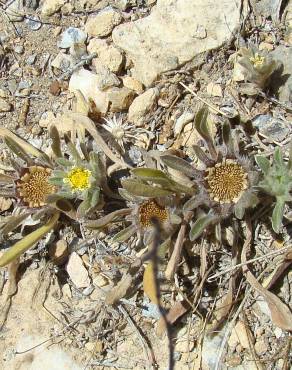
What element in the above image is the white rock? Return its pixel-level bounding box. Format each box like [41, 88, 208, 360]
[128, 88, 158, 125]
[41, 0, 67, 16]
[66, 252, 90, 288]
[69, 68, 109, 113]
[0, 98, 12, 112]
[57, 27, 87, 48]
[85, 8, 122, 37]
[254, 339, 268, 355]
[122, 76, 144, 93]
[107, 86, 135, 112]
[0, 88, 7, 98]
[174, 111, 195, 136]
[113, 0, 241, 86]
[5, 0, 24, 21]
[206, 82, 223, 97]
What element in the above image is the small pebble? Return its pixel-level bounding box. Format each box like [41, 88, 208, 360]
[49, 80, 61, 96]
[14, 45, 24, 54]
[25, 15, 42, 31]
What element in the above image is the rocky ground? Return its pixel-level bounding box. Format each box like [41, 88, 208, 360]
[0, 0, 292, 369]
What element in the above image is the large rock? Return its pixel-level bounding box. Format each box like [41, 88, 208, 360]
[113, 0, 241, 86]
[69, 68, 109, 113]
[271, 46, 292, 103]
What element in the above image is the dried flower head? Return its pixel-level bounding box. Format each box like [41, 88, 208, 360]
[102, 114, 153, 151]
[15, 166, 56, 208]
[139, 199, 168, 227]
[206, 159, 248, 203]
[63, 167, 92, 192]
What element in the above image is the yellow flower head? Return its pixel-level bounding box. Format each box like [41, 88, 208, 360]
[250, 53, 265, 68]
[139, 199, 168, 228]
[206, 159, 248, 204]
[64, 167, 91, 192]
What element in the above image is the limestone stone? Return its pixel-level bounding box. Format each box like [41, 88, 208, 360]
[0, 98, 12, 112]
[113, 0, 241, 86]
[107, 86, 135, 112]
[128, 88, 158, 125]
[85, 8, 122, 37]
[41, 0, 67, 16]
[66, 252, 90, 288]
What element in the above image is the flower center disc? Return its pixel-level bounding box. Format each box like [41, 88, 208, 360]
[16, 166, 56, 208]
[206, 160, 247, 203]
[139, 199, 168, 227]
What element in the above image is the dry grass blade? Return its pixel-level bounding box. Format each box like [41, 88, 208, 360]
[241, 218, 292, 331]
[105, 272, 133, 305]
[0, 128, 50, 163]
[0, 212, 60, 267]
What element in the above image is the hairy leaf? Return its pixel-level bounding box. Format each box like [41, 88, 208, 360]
[255, 155, 271, 175]
[189, 213, 217, 241]
[272, 197, 285, 233]
[122, 179, 173, 197]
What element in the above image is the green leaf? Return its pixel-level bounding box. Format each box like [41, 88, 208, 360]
[195, 107, 217, 159]
[64, 134, 83, 163]
[222, 122, 234, 154]
[189, 213, 217, 241]
[272, 197, 285, 234]
[274, 147, 284, 168]
[160, 155, 199, 177]
[77, 196, 92, 218]
[49, 126, 62, 158]
[132, 168, 171, 182]
[287, 143, 292, 171]
[0, 212, 60, 267]
[192, 145, 213, 166]
[55, 157, 74, 167]
[112, 224, 136, 243]
[121, 179, 173, 197]
[90, 188, 100, 208]
[255, 155, 271, 175]
[48, 177, 64, 186]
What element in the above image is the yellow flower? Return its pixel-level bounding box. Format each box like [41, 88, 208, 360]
[250, 53, 265, 67]
[16, 166, 56, 208]
[138, 199, 168, 228]
[63, 167, 91, 192]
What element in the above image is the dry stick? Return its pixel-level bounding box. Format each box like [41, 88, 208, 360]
[179, 82, 228, 117]
[207, 244, 292, 282]
[149, 220, 174, 370]
[165, 211, 193, 280]
[117, 305, 157, 370]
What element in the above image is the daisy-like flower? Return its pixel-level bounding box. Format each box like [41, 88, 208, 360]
[160, 107, 259, 240]
[102, 114, 153, 151]
[113, 195, 182, 246]
[15, 166, 56, 208]
[237, 46, 279, 88]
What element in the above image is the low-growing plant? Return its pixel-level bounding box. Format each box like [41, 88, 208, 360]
[160, 107, 259, 240]
[255, 146, 292, 233]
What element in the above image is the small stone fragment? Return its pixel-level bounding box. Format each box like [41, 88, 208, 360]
[0, 89, 7, 98]
[122, 76, 143, 93]
[41, 0, 67, 16]
[49, 240, 68, 265]
[228, 321, 253, 349]
[49, 80, 61, 96]
[254, 339, 268, 355]
[0, 98, 12, 112]
[6, 0, 24, 21]
[107, 86, 135, 112]
[14, 45, 24, 54]
[93, 275, 109, 288]
[206, 82, 223, 97]
[39, 111, 56, 128]
[0, 197, 13, 211]
[128, 88, 158, 125]
[88, 38, 124, 73]
[58, 27, 87, 49]
[174, 111, 195, 136]
[66, 252, 90, 288]
[25, 15, 42, 31]
[259, 42, 274, 51]
[85, 8, 122, 37]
